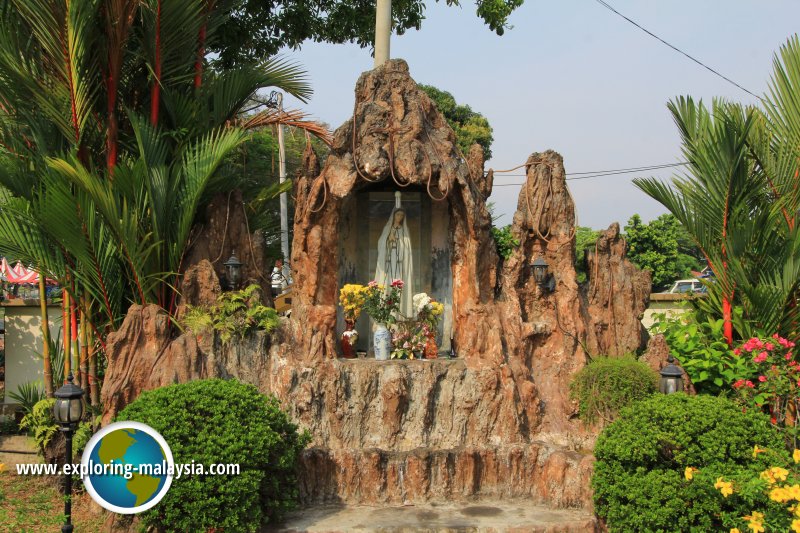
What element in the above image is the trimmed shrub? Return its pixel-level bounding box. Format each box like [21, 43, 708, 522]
[592, 394, 786, 532]
[117, 379, 309, 532]
[569, 356, 658, 425]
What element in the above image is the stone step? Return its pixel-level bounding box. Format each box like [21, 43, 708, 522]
[266, 501, 599, 533]
[298, 445, 594, 510]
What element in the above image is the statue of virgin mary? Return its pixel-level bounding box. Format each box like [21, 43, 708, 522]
[375, 192, 414, 318]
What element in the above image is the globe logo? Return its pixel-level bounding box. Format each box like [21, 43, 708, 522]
[81, 421, 175, 514]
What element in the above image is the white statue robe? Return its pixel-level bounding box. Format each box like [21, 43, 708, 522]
[374, 198, 414, 318]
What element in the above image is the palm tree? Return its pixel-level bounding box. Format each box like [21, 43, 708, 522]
[0, 0, 324, 398]
[635, 36, 800, 345]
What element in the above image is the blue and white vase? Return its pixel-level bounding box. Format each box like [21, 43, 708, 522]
[374, 323, 392, 361]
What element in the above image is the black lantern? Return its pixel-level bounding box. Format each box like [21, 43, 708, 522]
[223, 252, 244, 290]
[659, 355, 684, 394]
[53, 372, 85, 533]
[531, 256, 555, 292]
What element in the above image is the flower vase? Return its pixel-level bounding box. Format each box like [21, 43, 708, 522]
[424, 333, 438, 359]
[340, 320, 358, 359]
[374, 323, 392, 361]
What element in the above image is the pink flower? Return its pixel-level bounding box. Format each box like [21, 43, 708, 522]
[368, 280, 378, 288]
[390, 279, 404, 289]
[797, 378, 800, 387]
[758, 375, 767, 382]
[787, 353, 794, 361]
[733, 379, 745, 389]
[766, 343, 775, 351]
[733, 348, 741, 356]
[789, 361, 797, 367]
[746, 381, 755, 388]
[754, 352, 768, 363]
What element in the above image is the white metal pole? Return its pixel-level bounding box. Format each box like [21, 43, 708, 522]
[374, 0, 391, 67]
[277, 93, 290, 285]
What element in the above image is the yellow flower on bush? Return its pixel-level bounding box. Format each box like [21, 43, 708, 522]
[788, 484, 800, 501]
[743, 511, 765, 533]
[684, 466, 698, 480]
[770, 486, 791, 503]
[730, 529, 741, 533]
[761, 466, 790, 484]
[794, 448, 800, 464]
[715, 477, 734, 497]
[754, 445, 767, 458]
[793, 519, 800, 533]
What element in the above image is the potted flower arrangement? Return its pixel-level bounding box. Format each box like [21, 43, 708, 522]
[362, 279, 403, 360]
[338, 284, 367, 358]
[390, 319, 427, 359]
[413, 292, 445, 359]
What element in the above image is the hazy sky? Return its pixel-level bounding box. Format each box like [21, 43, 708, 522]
[281, 0, 799, 229]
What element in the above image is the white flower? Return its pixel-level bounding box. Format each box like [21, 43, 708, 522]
[413, 292, 432, 314]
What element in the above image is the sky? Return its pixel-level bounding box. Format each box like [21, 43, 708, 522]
[280, 0, 799, 229]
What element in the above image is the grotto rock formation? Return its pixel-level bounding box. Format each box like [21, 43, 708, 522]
[101, 59, 649, 515]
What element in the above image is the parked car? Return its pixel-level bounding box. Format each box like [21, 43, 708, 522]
[665, 279, 704, 294]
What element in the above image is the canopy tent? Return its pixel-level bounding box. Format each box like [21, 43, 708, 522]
[0, 257, 56, 284]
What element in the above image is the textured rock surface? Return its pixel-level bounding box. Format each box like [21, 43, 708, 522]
[584, 223, 651, 356]
[182, 188, 271, 302]
[101, 59, 648, 512]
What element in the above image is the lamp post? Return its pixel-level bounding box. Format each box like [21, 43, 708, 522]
[53, 372, 85, 533]
[659, 355, 684, 394]
[531, 256, 555, 292]
[223, 252, 244, 290]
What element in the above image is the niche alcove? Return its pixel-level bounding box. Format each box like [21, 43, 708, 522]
[337, 186, 453, 354]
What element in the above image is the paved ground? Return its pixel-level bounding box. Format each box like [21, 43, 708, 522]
[0, 434, 40, 470]
[267, 501, 597, 532]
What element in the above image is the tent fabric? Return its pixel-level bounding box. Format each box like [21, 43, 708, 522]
[0, 258, 48, 284]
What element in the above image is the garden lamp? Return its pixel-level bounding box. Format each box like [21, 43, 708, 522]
[223, 252, 245, 290]
[53, 372, 85, 533]
[531, 256, 555, 292]
[659, 355, 684, 394]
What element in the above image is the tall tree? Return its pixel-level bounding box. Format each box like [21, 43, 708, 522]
[418, 84, 494, 159]
[624, 214, 702, 292]
[212, 0, 524, 67]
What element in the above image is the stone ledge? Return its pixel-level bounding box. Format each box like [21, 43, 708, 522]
[298, 444, 594, 510]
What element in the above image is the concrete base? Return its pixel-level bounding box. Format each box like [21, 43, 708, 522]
[267, 501, 598, 532]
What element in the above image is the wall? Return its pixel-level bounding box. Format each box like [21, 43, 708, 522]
[3, 303, 61, 404]
[642, 293, 694, 330]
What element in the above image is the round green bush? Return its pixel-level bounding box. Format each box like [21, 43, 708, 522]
[569, 356, 658, 425]
[117, 379, 309, 532]
[592, 394, 786, 532]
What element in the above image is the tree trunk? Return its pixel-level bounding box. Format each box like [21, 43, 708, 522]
[39, 275, 53, 396]
[63, 289, 71, 380]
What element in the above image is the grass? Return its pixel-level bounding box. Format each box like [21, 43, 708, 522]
[0, 471, 106, 532]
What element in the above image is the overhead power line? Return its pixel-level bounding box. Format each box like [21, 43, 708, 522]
[490, 161, 689, 187]
[591, 0, 762, 101]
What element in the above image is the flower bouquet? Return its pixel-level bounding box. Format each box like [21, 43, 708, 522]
[363, 279, 403, 360]
[338, 284, 367, 358]
[412, 292, 445, 358]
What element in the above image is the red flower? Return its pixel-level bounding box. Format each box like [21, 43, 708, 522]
[766, 342, 775, 351]
[758, 375, 767, 382]
[733, 379, 745, 389]
[754, 352, 768, 363]
[733, 348, 741, 356]
[745, 380, 755, 388]
[390, 279, 404, 289]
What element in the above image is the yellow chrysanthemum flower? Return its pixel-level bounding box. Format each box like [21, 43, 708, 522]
[793, 519, 800, 533]
[714, 477, 734, 497]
